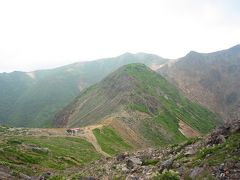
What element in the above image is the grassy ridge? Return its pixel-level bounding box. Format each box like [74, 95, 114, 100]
[124, 64, 219, 133]
[57, 63, 220, 147]
[121, 64, 219, 145]
[119, 64, 220, 145]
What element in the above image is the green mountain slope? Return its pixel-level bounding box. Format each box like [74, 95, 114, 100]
[0, 53, 167, 127]
[0, 72, 34, 125]
[55, 63, 221, 146]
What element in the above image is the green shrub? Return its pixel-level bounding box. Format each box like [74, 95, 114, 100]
[142, 159, 159, 166]
[7, 139, 22, 145]
[48, 176, 66, 180]
[153, 170, 180, 180]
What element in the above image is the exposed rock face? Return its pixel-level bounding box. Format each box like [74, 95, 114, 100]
[0, 166, 31, 180]
[127, 157, 142, 169]
[0, 120, 239, 179]
[21, 143, 49, 154]
[206, 118, 240, 145]
[39, 172, 51, 180]
[158, 157, 174, 173]
[189, 167, 204, 179]
[159, 45, 240, 122]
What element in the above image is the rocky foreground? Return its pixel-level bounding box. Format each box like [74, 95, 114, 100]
[73, 120, 240, 180]
[0, 120, 239, 179]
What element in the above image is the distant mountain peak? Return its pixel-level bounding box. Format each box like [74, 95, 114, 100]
[159, 43, 240, 122]
[119, 52, 134, 57]
[230, 44, 240, 48]
[228, 44, 240, 52]
[186, 50, 200, 57]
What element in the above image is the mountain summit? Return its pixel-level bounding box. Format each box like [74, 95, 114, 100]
[159, 45, 240, 122]
[55, 63, 220, 146]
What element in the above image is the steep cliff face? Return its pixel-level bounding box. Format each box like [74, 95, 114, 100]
[159, 45, 240, 122]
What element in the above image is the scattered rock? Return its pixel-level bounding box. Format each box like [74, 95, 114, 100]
[0, 171, 12, 179]
[39, 172, 51, 180]
[158, 157, 174, 173]
[76, 177, 98, 180]
[126, 157, 142, 169]
[219, 163, 224, 172]
[122, 166, 129, 173]
[207, 119, 240, 146]
[235, 162, 240, 169]
[189, 167, 204, 178]
[207, 133, 226, 145]
[116, 153, 128, 161]
[22, 143, 49, 154]
[32, 147, 49, 153]
[126, 160, 134, 169]
[184, 146, 196, 156]
[19, 173, 31, 180]
[130, 157, 142, 165]
[3, 119, 235, 179]
[220, 172, 225, 179]
[172, 162, 180, 168]
[229, 119, 240, 133]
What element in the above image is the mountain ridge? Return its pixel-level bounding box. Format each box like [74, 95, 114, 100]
[55, 63, 221, 147]
[0, 53, 167, 127]
[1, 44, 239, 127]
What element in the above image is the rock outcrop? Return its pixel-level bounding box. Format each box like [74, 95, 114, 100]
[71, 119, 240, 179]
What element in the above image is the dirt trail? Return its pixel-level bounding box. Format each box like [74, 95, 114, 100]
[81, 124, 111, 157]
[8, 123, 111, 157]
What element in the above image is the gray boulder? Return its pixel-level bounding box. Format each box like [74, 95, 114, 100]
[126, 157, 142, 169]
[158, 157, 174, 173]
[189, 167, 204, 178]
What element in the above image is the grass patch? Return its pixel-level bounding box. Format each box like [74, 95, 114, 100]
[93, 127, 132, 155]
[142, 159, 159, 166]
[129, 103, 149, 114]
[153, 170, 180, 180]
[0, 136, 101, 175]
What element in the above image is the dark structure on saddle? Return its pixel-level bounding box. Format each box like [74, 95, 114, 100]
[66, 128, 81, 135]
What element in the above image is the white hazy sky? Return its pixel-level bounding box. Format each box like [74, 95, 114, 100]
[0, 0, 240, 72]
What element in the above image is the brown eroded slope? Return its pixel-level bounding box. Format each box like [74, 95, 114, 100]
[178, 120, 200, 138]
[159, 44, 240, 122]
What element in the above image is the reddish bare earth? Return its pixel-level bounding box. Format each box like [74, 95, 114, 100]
[178, 120, 200, 138]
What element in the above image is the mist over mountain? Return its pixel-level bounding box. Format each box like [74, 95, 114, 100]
[0, 0, 240, 178]
[1, 45, 239, 128]
[0, 45, 239, 179]
[0, 53, 167, 127]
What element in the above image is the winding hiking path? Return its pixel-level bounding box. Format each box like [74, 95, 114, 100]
[81, 124, 111, 157]
[10, 124, 112, 157]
